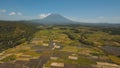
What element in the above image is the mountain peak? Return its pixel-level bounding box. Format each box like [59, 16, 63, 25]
[39, 13, 62, 19]
[31, 13, 74, 24]
[42, 13, 63, 19]
[47, 13, 61, 16]
[45, 13, 64, 18]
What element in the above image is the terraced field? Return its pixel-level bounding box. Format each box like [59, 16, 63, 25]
[0, 25, 120, 68]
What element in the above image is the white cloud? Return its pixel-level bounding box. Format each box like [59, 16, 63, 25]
[9, 12, 16, 16]
[68, 16, 120, 23]
[39, 13, 51, 19]
[17, 12, 22, 16]
[9, 12, 23, 16]
[0, 9, 6, 16]
[0, 9, 6, 13]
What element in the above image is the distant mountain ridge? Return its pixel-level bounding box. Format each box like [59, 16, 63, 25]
[15, 13, 120, 27]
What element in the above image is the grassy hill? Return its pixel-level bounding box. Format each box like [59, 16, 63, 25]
[0, 21, 37, 52]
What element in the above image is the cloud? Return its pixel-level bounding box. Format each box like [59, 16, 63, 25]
[0, 9, 6, 13]
[9, 12, 23, 16]
[0, 9, 7, 16]
[0, 9, 22, 16]
[17, 12, 22, 16]
[9, 12, 16, 16]
[68, 16, 120, 23]
[39, 13, 51, 19]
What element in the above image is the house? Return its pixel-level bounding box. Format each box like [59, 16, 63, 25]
[51, 62, 64, 67]
[50, 57, 58, 60]
[43, 43, 49, 46]
[53, 40, 61, 42]
[91, 56, 98, 59]
[55, 45, 61, 48]
[68, 56, 78, 60]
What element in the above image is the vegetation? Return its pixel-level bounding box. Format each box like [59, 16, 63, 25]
[0, 21, 37, 52]
[0, 22, 120, 67]
[1, 55, 16, 62]
[108, 55, 120, 65]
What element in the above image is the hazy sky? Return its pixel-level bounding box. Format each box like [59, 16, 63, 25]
[0, 0, 120, 23]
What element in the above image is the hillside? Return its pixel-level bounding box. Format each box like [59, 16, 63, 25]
[0, 21, 37, 52]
